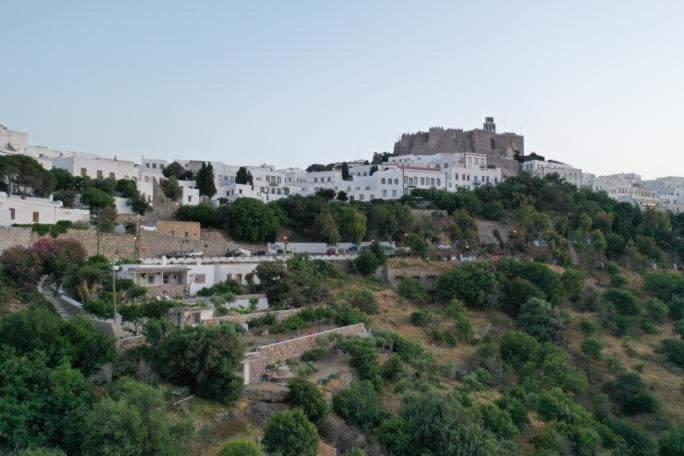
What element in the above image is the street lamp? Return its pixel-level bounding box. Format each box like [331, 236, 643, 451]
[112, 265, 121, 321]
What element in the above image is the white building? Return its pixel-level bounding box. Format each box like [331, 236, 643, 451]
[521, 159, 583, 188]
[0, 193, 90, 226]
[591, 173, 661, 210]
[643, 176, 684, 213]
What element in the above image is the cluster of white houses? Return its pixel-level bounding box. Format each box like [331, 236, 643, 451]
[1, 123, 682, 229]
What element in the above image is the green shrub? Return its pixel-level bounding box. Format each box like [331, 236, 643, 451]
[219, 440, 263, 456]
[658, 427, 684, 456]
[673, 320, 684, 339]
[410, 308, 432, 327]
[610, 273, 628, 288]
[604, 373, 658, 415]
[659, 339, 684, 368]
[581, 337, 603, 360]
[286, 378, 329, 424]
[262, 409, 318, 456]
[431, 328, 457, 347]
[344, 288, 378, 315]
[301, 348, 327, 362]
[398, 277, 426, 301]
[381, 354, 404, 382]
[332, 381, 386, 431]
[603, 289, 641, 316]
[337, 338, 382, 388]
[500, 331, 540, 366]
[353, 250, 382, 275]
[481, 404, 517, 438]
[578, 318, 598, 336]
[517, 298, 564, 342]
[644, 297, 669, 324]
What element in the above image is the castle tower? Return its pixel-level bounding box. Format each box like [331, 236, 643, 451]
[483, 116, 496, 133]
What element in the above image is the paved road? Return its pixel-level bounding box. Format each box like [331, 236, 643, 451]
[37, 276, 82, 320]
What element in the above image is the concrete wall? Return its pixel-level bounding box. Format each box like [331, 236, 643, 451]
[243, 323, 367, 384]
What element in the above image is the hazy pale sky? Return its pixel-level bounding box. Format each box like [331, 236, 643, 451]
[2, 1, 683, 179]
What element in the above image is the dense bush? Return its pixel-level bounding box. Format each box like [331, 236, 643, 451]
[344, 288, 379, 314]
[352, 249, 382, 275]
[517, 298, 565, 342]
[154, 324, 244, 403]
[659, 339, 684, 368]
[436, 262, 501, 308]
[658, 427, 684, 456]
[605, 373, 658, 415]
[581, 337, 604, 360]
[262, 409, 318, 456]
[603, 288, 641, 316]
[378, 390, 510, 455]
[332, 381, 386, 431]
[409, 308, 432, 327]
[337, 338, 382, 388]
[219, 440, 263, 456]
[286, 378, 329, 424]
[397, 277, 426, 300]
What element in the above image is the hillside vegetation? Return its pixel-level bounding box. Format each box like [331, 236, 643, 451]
[1, 174, 683, 455]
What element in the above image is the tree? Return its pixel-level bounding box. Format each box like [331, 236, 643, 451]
[286, 378, 329, 424]
[225, 198, 280, 243]
[0, 155, 56, 197]
[517, 297, 564, 342]
[82, 378, 191, 455]
[398, 277, 426, 301]
[336, 190, 348, 202]
[219, 440, 263, 456]
[436, 263, 501, 308]
[336, 206, 366, 242]
[378, 390, 508, 456]
[0, 349, 94, 452]
[235, 166, 253, 185]
[80, 187, 114, 209]
[315, 188, 336, 201]
[262, 409, 319, 456]
[163, 162, 192, 180]
[341, 162, 351, 180]
[316, 207, 340, 244]
[154, 324, 244, 403]
[161, 176, 183, 200]
[195, 162, 217, 198]
[353, 249, 381, 275]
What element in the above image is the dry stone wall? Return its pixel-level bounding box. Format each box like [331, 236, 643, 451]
[244, 323, 367, 384]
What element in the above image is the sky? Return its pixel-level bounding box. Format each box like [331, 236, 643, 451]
[1, 0, 683, 179]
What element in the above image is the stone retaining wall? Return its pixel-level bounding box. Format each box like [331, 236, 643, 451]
[210, 307, 305, 327]
[0, 226, 259, 260]
[243, 323, 367, 384]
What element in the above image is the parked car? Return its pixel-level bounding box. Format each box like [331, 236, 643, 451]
[165, 250, 203, 258]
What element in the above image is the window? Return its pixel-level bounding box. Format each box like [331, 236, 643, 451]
[392, 190, 397, 197]
[33, 211, 39, 222]
[163, 274, 169, 284]
[144, 176, 150, 182]
[148, 275, 155, 284]
[109, 172, 115, 179]
[145, 163, 150, 168]
[444, 163, 448, 168]
[187, 196, 192, 202]
[96, 170, 103, 179]
[382, 189, 387, 197]
[490, 138, 496, 150]
[9, 208, 15, 220]
[394, 178, 399, 185]
[152, 163, 157, 169]
[81, 168, 87, 177]
[381, 178, 386, 184]
[195, 274, 206, 284]
[437, 178, 441, 186]
[184, 232, 189, 238]
[365, 186, 370, 191]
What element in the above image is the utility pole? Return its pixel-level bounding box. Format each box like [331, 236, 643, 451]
[112, 266, 117, 320]
[96, 207, 102, 256]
